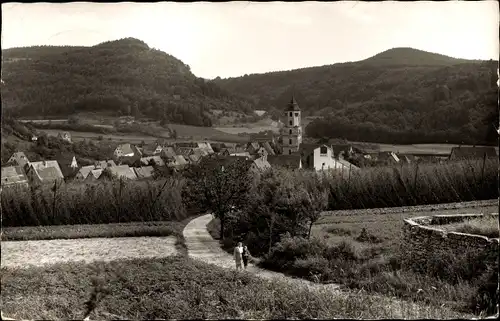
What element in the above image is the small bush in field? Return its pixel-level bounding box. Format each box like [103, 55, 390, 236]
[355, 228, 383, 243]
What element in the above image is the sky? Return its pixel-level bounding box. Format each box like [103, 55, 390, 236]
[2, 1, 498, 79]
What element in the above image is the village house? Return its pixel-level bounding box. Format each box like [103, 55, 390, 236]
[448, 146, 498, 161]
[195, 147, 210, 157]
[1, 166, 29, 189]
[84, 168, 103, 182]
[57, 132, 72, 143]
[188, 153, 202, 164]
[160, 146, 177, 160]
[99, 165, 138, 181]
[139, 143, 167, 156]
[140, 156, 165, 167]
[167, 155, 189, 169]
[267, 155, 303, 170]
[301, 144, 358, 172]
[261, 141, 276, 156]
[218, 148, 231, 157]
[75, 165, 98, 180]
[196, 142, 214, 154]
[188, 148, 208, 164]
[56, 154, 79, 178]
[330, 144, 354, 159]
[134, 166, 155, 179]
[25, 160, 65, 185]
[176, 146, 195, 158]
[249, 155, 271, 174]
[7, 152, 30, 168]
[113, 143, 141, 159]
[246, 142, 261, 154]
[95, 160, 117, 168]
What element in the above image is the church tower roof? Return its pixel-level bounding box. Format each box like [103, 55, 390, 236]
[285, 96, 301, 112]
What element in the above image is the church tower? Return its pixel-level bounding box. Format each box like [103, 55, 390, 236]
[281, 96, 302, 155]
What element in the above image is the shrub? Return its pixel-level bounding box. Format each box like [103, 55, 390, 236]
[355, 228, 383, 243]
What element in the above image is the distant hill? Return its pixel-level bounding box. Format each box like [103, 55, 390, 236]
[359, 47, 481, 66]
[1, 38, 254, 127]
[214, 47, 498, 145]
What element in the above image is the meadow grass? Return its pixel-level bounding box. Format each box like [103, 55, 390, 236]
[440, 215, 499, 238]
[0, 256, 472, 320]
[259, 232, 498, 316]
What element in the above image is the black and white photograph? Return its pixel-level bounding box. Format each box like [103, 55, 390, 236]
[1, 1, 499, 319]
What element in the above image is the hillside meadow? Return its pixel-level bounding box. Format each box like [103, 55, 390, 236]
[0, 256, 472, 320]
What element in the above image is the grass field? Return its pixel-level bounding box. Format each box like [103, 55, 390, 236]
[313, 206, 499, 254]
[37, 124, 248, 144]
[0, 256, 471, 320]
[439, 215, 499, 239]
[39, 129, 161, 143]
[351, 141, 499, 155]
[166, 123, 249, 143]
[215, 126, 280, 134]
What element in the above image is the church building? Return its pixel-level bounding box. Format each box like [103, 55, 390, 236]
[280, 96, 302, 155]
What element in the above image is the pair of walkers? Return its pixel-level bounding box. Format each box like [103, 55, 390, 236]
[233, 242, 251, 270]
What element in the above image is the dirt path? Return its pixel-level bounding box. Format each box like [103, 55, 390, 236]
[1, 236, 178, 269]
[183, 214, 343, 292]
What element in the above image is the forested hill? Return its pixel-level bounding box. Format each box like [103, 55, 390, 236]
[214, 48, 498, 145]
[1, 38, 254, 127]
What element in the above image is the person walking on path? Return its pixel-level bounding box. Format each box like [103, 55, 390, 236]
[234, 242, 243, 270]
[242, 245, 251, 269]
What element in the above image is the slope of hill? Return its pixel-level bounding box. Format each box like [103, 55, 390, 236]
[360, 47, 481, 66]
[1, 38, 254, 127]
[214, 48, 498, 145]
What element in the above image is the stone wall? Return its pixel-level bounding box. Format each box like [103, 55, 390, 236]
[401, 212, 499, 274]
